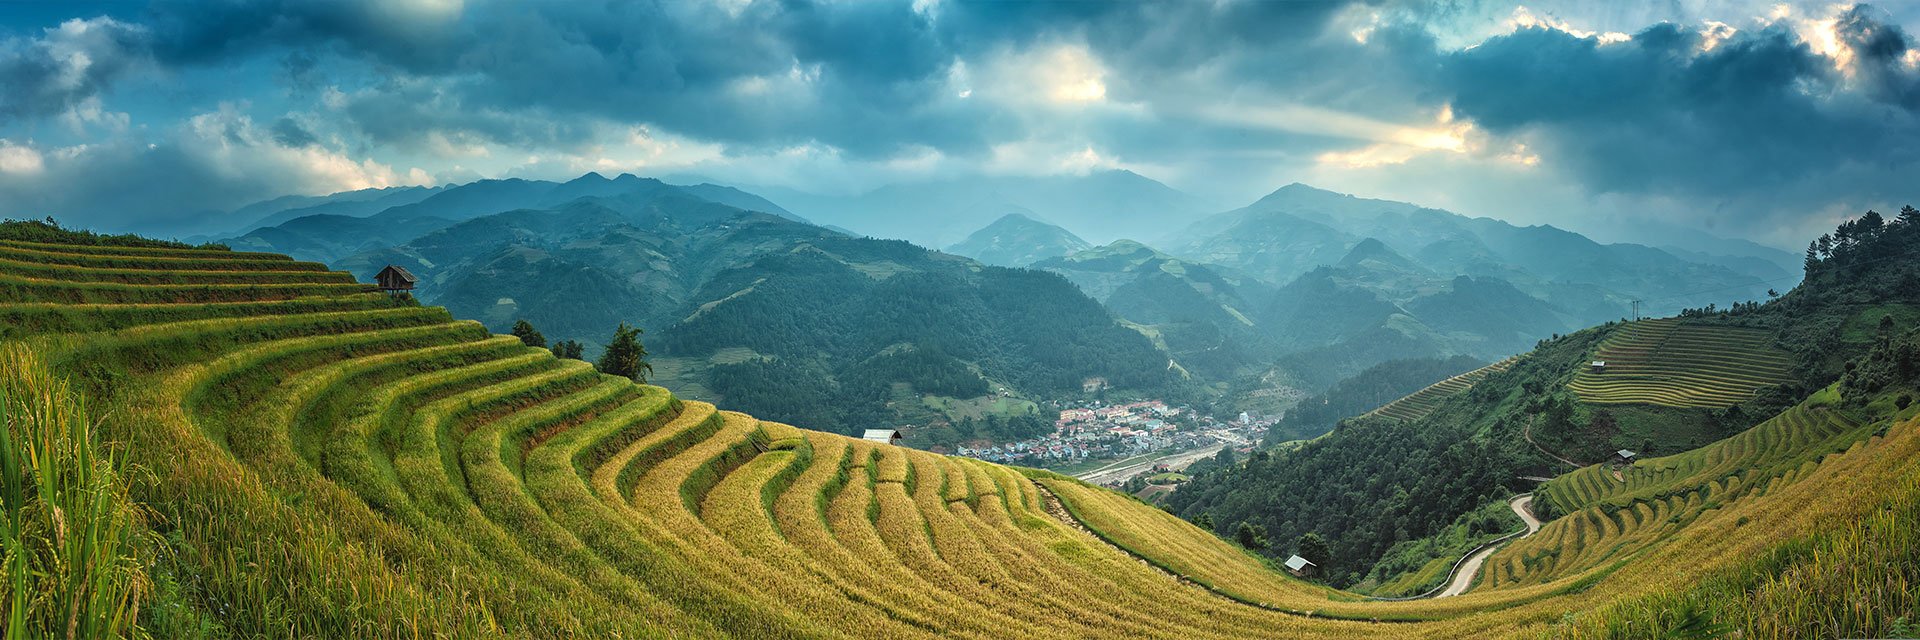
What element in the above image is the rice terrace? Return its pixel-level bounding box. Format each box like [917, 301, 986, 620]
[1568, 318, 1796, 409]
[6, 211, 1920, 638]
[7, 1, 1920, 638]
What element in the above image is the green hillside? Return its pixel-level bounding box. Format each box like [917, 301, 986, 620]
[1169, 209, 1920, 617]
[4, 222, 1919, 639]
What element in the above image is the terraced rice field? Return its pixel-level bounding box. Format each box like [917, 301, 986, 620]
[1505, 399, 1875, 587]
[1567, 318, 1793, 408]
[7, 239, 1919, 638]
[1367, 358, 1516, 422]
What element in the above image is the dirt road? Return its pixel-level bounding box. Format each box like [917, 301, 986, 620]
[1524, 417, 1585, 469]
[1437, 495, 1541, 598]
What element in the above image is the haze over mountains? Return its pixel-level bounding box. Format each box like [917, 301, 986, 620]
[211, 169, 1789, 422]
[710, 169, 1220, 247]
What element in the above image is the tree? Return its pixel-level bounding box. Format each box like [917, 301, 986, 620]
[510, 319, 546, 348]
[1296, 532, 1332, 567]
[551, 340, 584, 360]
[1862, 209, 1886, 235]
[1234, 521, 1269, 551]
[1899, 205, 1920, 227]
[597, 323, 653, 382]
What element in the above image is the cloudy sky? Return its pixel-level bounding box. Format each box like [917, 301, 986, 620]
[3, 0, 1919, 247]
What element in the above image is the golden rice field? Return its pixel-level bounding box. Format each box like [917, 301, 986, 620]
[1568, 317, 1794, 408]
[4, 239, 1918, 638]
[1366, 357, 1515, 422]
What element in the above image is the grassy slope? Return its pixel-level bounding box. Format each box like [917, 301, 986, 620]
[2, 230, 1917, 638]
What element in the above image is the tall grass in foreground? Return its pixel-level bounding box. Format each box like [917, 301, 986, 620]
[1556, 460, 1920, 639]
[0, 345, 151, 639]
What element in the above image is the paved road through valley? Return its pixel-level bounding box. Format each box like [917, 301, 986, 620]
[1076, 442, 1227, 486]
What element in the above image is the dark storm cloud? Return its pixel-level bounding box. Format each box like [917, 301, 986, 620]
[270, 116, 316, 147]
[1837, 4, 1920, 108]
[109, 0, 1391, 160]
[1435, 12, 1920, 211]
[6, 0, 1920, 240]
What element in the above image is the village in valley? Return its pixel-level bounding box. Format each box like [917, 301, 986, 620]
[952, 398, 1274, 494]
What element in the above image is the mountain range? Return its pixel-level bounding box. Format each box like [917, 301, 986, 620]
[718, 169, 1219, 248]
[218, 172, 1785, 407]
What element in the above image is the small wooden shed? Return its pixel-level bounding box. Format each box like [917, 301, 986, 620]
[862, 429, 903, 446]
[1283, 554, 1317, 577]
[1589, 360, 1607, 372]
[1610, 449, 1637, 465]
[375, 265, 418, 295]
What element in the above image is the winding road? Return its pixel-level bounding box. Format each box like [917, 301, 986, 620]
[1437, 495, 1542, 598]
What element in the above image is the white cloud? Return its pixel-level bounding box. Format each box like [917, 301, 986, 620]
[0, 140, 46, 174]
[59, 95, 130, 134]
[185, 105, 404, 192]
[975, 43, 1114, 107]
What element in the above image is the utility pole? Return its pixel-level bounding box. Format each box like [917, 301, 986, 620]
[1631, 300, 1641, 322]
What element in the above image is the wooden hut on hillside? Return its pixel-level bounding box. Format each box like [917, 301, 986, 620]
[376, 265, 418, 295]
[862, 429, 903, 446]
[1610, 449, 1637, 466]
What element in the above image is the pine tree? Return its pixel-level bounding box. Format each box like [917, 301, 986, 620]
[597, 323, 653, 382]
[1862, 209, 1885, 235]
[1899, 205, 1920, 227]
[510, 319, 546, 348]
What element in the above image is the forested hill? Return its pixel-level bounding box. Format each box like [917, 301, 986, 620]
[1167, 206, 1920, 588]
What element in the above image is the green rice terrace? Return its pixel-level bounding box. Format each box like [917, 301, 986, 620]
[1366, 357, 1515, 422]
[1567, 317, 1794, 408]
[4, 234, 1919, 639]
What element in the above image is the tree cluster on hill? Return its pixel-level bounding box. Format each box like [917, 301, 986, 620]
[514, 318, 634, 370]
[843, 346, 989, 399]
[597, 323, 652, 383]
[1839, 325, 1920, 404]
[511, 319, 546, 348]
[551, 340, 584, 360]
[1, 217, 228, 250]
